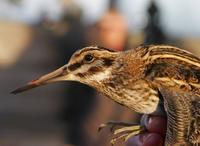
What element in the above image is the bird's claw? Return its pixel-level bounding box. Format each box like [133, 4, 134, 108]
[98, 121, 146, 145]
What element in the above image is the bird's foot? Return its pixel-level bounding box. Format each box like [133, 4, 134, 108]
[98, 121, 145, 145]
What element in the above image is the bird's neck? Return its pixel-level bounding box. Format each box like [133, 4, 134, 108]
[92, 53, 159, 114]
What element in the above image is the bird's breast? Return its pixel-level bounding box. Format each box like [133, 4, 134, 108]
[103, 79, 160, 114]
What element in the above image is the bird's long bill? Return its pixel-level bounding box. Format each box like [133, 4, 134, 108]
[11, 65, 68, 94]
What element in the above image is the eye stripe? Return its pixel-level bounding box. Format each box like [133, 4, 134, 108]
[68, 58, 113, 72]
[103, 58, 113, 67]
[68, 62, 82, 71]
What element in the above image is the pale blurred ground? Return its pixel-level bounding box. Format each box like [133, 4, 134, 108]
[0, 21, 33, 68]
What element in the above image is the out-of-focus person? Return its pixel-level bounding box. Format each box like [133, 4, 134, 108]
[97, 8, 128, 51]
[82, 1, 140, 146]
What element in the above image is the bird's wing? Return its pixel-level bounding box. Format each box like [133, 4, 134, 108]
[189, 100, 200, 144]
[158, 85, 200, 146]
[143, 45, 200, 145]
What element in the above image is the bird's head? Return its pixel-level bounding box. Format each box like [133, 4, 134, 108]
[11, 46, 120, 94]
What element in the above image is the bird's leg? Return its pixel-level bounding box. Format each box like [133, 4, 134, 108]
[98, 121, 136, 132]
[98, 121, 145, 145]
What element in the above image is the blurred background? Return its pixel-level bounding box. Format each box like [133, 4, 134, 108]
[0, 0, 200, 146]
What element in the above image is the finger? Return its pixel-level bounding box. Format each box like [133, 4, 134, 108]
[126, 132, 164, 146]
[143, 133, 164, 146]
[141, 115, 167, 136]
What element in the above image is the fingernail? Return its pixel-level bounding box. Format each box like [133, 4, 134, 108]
[125, 134, 143, 146]
[148, 116, 153, 125]
[141, 115, 149, 127]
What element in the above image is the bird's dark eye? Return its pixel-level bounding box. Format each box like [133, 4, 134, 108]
[84, 54, 94, 63]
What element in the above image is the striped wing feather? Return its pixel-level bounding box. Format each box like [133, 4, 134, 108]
[159, 86, 199, 146]
[142, 45, 200, 145]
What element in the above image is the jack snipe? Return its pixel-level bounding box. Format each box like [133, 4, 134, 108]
[12, 45, 200, 146]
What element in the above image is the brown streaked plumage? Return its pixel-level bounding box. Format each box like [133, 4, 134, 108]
[11, 45, 200, 146]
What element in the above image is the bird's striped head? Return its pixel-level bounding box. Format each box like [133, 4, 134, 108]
[11, 46, 119, 94]
[67, 46, 118, 83]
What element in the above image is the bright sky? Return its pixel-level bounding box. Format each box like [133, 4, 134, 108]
[0, 0, 200, 36]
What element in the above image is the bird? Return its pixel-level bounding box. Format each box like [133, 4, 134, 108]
[11, 45, 200, 146]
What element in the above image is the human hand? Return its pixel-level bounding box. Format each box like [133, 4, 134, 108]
[126, 115, 167, 146]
